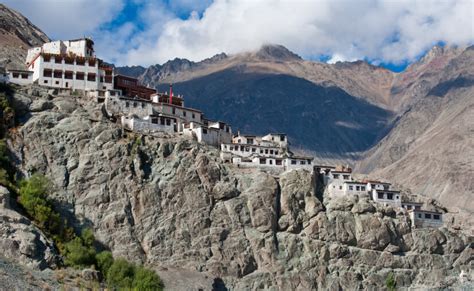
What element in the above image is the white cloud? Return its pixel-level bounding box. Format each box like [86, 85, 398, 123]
[3, 0, 474, 67]
[123, 0, 474, 66]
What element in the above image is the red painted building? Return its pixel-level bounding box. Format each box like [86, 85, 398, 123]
[114, 74, 156, 100]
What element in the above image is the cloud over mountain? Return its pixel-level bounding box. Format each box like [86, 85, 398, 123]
[4, 0, 473, 66]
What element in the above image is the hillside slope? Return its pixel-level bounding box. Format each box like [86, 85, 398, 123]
[4, 84, 472, 290]
[357, 46, 474, 215]
[0, 4, 49, 68]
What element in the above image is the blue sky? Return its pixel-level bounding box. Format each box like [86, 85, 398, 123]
[4, 0, 473, 72]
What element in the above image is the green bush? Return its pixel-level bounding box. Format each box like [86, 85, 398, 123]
[96, 251, 114, 276]
[106, 258, 135, 290]
[133, 266, 164, 291]
[18, 174, 60, 231]
[64, 237, 97, 268]
[386, 272, 396, 291]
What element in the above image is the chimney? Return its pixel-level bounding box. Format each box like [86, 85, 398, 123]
[169, 84, 173, 105]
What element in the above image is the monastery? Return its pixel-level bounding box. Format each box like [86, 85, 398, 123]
[322, 165, 443, 228]
[1, 37, 444, 229]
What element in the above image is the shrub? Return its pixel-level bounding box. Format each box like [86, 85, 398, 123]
[81, 228, 95, 247]
[133, 266, 164, 291]
[18, 174, 60, 231]
[106, 258, 135, 290]
[64, 237, 97, 268]
[96, 251, 114, 276]
[386, 272, 396, 291]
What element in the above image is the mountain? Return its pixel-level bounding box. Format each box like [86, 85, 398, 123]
[114, 65, 147, 78]
[2, 84, 472, 290]
[0, 4, 49, 68]
[118, 45, 397, 161]
[357, 46, 474, 219]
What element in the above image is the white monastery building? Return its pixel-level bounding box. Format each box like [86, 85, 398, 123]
[220, 133, 314, 172]
[25, 38, 114, 91]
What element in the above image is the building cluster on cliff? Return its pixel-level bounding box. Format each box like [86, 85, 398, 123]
[1, 38, 444, 229]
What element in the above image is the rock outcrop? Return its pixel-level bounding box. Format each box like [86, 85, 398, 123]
[4, 85, 472, 290]
[0, 4, 49, 68]
[0, 184, 58, 270]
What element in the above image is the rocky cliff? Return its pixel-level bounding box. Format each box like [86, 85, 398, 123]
[2, 85, 472, 290]
[0, 4, 49, 69]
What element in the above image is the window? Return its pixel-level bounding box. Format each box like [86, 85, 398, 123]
[308, 160, 312, 165]
[183, 111, 186, 117]
[259, 158, 266, 165]
[76, 72, 84, 80]
[276, 159, 282, 165]
[54, 70, 62, 78]
[55, 57, 62, 64]
[12, 73, 19, 78]
[280, 135, 285, 141]
[343, 175, 350, 180]
[88, 59, 96, 67]
[387, 193, 393, 200]
[141, 103, 145, 108]
[87, 73, 96, 82]
[247, 138, 253, 144]
[406, 205, 412, 210]
[252, 148, 256, 152]
[43, 55, 51, 62]
[260, 150, 263, 154]
[151, 118, 158, 124]
[361, 186, 366, 191]
[378, 193, 384, 199]
[425, 213, 432, 219]
[172, 108, 176, 114]
[133, 102, 137, 108]
[433, 214, 440, 220]
[349, 186, 353, 191]
[269, 160, 273, 165]
[265, 149, 269, 154]
[415, 206, 421, 210]
[125, 102, 129, 108]
[356, 186, 360, 191]
[396, 195, 399, 200]
[339, 186, 342, 190]
[291, 160, 297, 165]
[55, 81, 59, 85]
[229, 146, 233, 151]
[333, 174, 340, 179]
[166, 119, 171, 126]
[43, 69, 52, 77]
[275, 151, 279, 155]
[418, 213, 422, 218]
[300, 161, 306, 165]
[269, 150, 273, 155]
[21, 73, 28, 79]
[192, 113, 195, 119]
[76, 58, 85, 66]
[64, 58, 74, 65]
[226, 126, 229, 133]
[64, 71, 73, 79]
[43, 80, 48, 84]
[203, 128, 208, 134]
[245, 147, 249, 152]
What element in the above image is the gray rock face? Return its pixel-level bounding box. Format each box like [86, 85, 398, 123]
[0, 186, 59, 270]
[5, 86, 474, 290]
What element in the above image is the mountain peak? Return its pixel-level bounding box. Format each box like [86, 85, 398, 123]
[255, 44, 302, 61]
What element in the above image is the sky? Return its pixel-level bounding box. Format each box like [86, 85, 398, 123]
[3, 0, 473, 71]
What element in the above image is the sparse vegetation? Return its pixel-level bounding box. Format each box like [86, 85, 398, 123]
[386, 272, 397, 291]
[107, 258, 164, 291]
[63, 229, 97, 268]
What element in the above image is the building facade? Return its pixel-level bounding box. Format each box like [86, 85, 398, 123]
[25, 38, 114, 91]
[409, 210, 443, 228]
